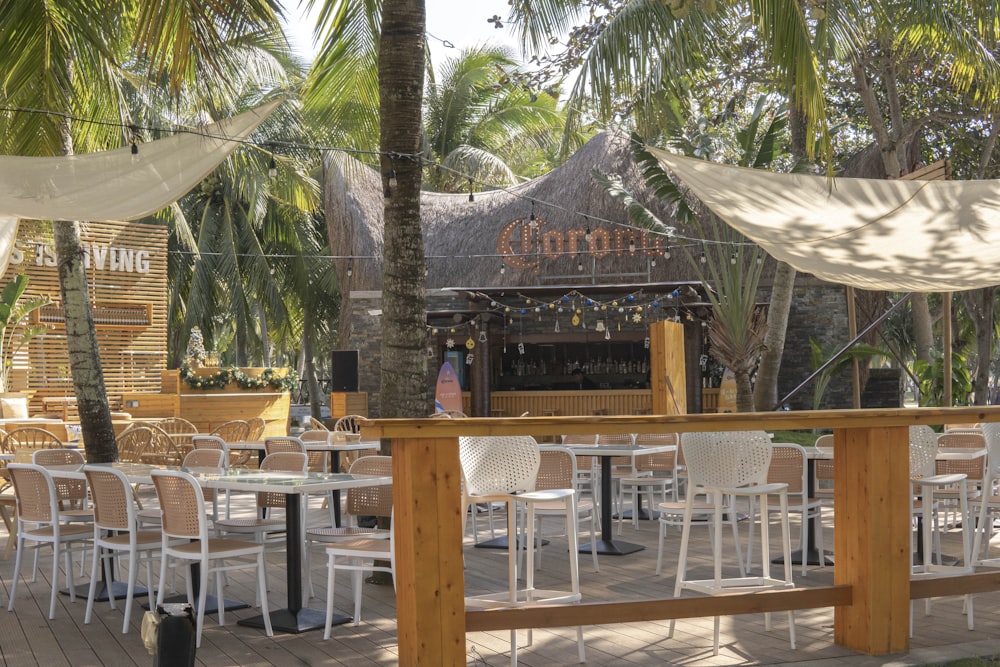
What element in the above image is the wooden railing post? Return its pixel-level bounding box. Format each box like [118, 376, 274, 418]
[392, 436, 466, 665]
[833, 425, 911, 653]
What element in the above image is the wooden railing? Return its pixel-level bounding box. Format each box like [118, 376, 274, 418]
[362, 407, 1000, 665]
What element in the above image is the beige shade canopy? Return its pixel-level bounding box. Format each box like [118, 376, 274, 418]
[649, 147, 1000, 292]
[0, 100, 281, 273]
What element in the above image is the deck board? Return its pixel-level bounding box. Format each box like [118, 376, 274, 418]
[0, 489, 998, 665]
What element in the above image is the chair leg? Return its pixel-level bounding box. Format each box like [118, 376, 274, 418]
[195, 562, 209, 648]
[256, 552, 273, 637]
[85, 545, 101, 624]
[324, 551, 337, 640]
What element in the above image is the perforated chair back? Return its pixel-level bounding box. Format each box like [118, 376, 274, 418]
[937, 430, 987, 477]
[7, 463, 57, 523]
[597, 433, 634, 446]
[909, 425, 939, 479]
[192, 434, 228, 452]
[308, 416, 330, 431]
[264, 436, 306, 455]
[633, 432, 679, 473]
[151, 470, 207, 541]
[258, 452, 309, 508]
[182, 448, 226, 469]
[346, 456, 393, 518]
[33, 448, 87, 505]
[766, 443, 807, 494]
[459, 435, 540, 497]
[680, 431, 773, 489]
[84, 465, 135, 531]
[535, 448, 577, 491]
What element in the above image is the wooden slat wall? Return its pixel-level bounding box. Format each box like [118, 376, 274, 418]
[485, 390, 652, 419]
[3, 220, 168, 412]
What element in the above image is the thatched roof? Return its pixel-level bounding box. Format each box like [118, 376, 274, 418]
[324, 131, 694, 295]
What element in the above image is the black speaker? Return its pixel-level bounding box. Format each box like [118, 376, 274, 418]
[331, 350, 360, 392]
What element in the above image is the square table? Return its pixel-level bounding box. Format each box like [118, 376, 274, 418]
[196, 468, 391, 633]
[565, 442, 676, 556]
[226, 438, 381, 525]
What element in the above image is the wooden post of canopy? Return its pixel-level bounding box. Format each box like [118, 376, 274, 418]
[391, 436, 466, 663]
[648, 320, 687, 414]
[833, 424, 910, 653]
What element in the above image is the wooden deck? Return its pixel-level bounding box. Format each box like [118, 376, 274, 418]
[1, 486, 999, 666]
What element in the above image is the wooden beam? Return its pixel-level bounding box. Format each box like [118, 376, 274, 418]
[392, 436, 466, 664]
[833, 425, 910, 654]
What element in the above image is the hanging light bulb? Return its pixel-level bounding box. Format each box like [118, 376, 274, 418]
[663, 248, 671, 259]
[468, 178, 475, 202]
[388, 169, 398, 188]
[130, 141, 139, 163]
[576, 254, 583, 272]
[628, 237, 636, 253]
[730, 252, 737, 264]
[585, 226, 592, 243]
[700, 250, 707, 264]
[528, 200, 537, 228]
[499, 262, 506, 275]
[268, 156, 277, 179]
[346, 260, 353, 277]
[650, 257, 657, 268]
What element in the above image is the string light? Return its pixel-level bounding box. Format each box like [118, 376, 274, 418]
[388, 169, 398, 188]
[628, 237, 636, 253]
[468, 178, 474, 202]
[576, 254, 583, 272]
[663, 248, 671, 259]
[268, 156, 277, 179]
[130, 141, 139, 163]
[528, 200, 537, 228]
[346, 260, 353, 277]
[499, 263, 506, 275]
[700, 250, 707, 264]
[730, 252, 737, 264]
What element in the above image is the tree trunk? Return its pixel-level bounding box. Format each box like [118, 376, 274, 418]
[303, 309, 323, 419]
[378, 0, 430, 427]
[753, 261, 796, 411]
[735, 369, 755, 413]
[971, 287, 994, 405]
[53, 119, 116, 462]
[911, 292, 934, 364]
[54, 221, 118, 462]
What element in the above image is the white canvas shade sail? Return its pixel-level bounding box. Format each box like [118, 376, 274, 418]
[0, 100, 280, 224]
[649, 147, 1000, 292]
[0, 100, 280, 275]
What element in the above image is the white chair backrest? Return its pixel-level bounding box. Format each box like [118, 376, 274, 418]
[151, 469, 208, 542]
[909, 425, 938, 478]
[535, 447, 578, 491]
[767, 443, 808, 495]
[84, 465, 137, 532]
[814, 433, 834, 453]
[981, 422, 1000, 476]
[561, 434, 597, 446]
[680, 430, 773, 489]
[459, 435, 540, 496]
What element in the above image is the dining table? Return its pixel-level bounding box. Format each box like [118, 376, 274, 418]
[226, 438, 380, 526]
[48, 462, 392, 632]
[197, 468, 392, 633]
[566, 442, 676, 556]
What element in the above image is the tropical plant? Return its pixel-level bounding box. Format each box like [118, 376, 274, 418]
[808, 337, 884, 411]
[914, 348, 974, 407]
[0, 276, 51, 394]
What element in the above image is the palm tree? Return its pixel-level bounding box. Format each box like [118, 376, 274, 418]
[0, 1, 286, 461]
[423, 45, 570, 190]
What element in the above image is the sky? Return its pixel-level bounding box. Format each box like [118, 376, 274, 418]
[281, 1, 525, 66]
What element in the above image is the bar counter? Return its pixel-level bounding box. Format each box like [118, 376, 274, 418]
[485, 389, 652, 418]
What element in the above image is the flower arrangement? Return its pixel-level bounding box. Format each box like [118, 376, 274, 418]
[178, 364, 298, 392]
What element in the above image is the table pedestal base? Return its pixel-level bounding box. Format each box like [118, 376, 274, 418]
[581, 539, 644, 556]
[239, 606, 347, 633]
[150, 593, 250, 614]
[474, 536, 549, 550]
[774, 548, 834, 567]
[65, 580, 148, 602]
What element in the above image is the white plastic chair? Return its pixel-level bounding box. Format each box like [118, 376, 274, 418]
[323, 512, 396, 638]
[151, 469, 273, 647]
[6, 463, 92, 619]
[618, 432, 678, 533]
[460, 435, 584, 665]
[669, 430, 796, 656]
[909, 425, 974, 632]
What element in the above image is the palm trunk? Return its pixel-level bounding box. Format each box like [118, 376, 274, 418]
[303, 309, 323, 419]
[972, 288, 994, 405]
[378, 0, 429, 425]
[754, 261, 796, 411]
[911, 292, 934, 364]
[735, 369, 755, 412]
[54, 119, 116, 462]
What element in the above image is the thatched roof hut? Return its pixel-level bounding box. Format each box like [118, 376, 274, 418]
[324, 131, 700, 341]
